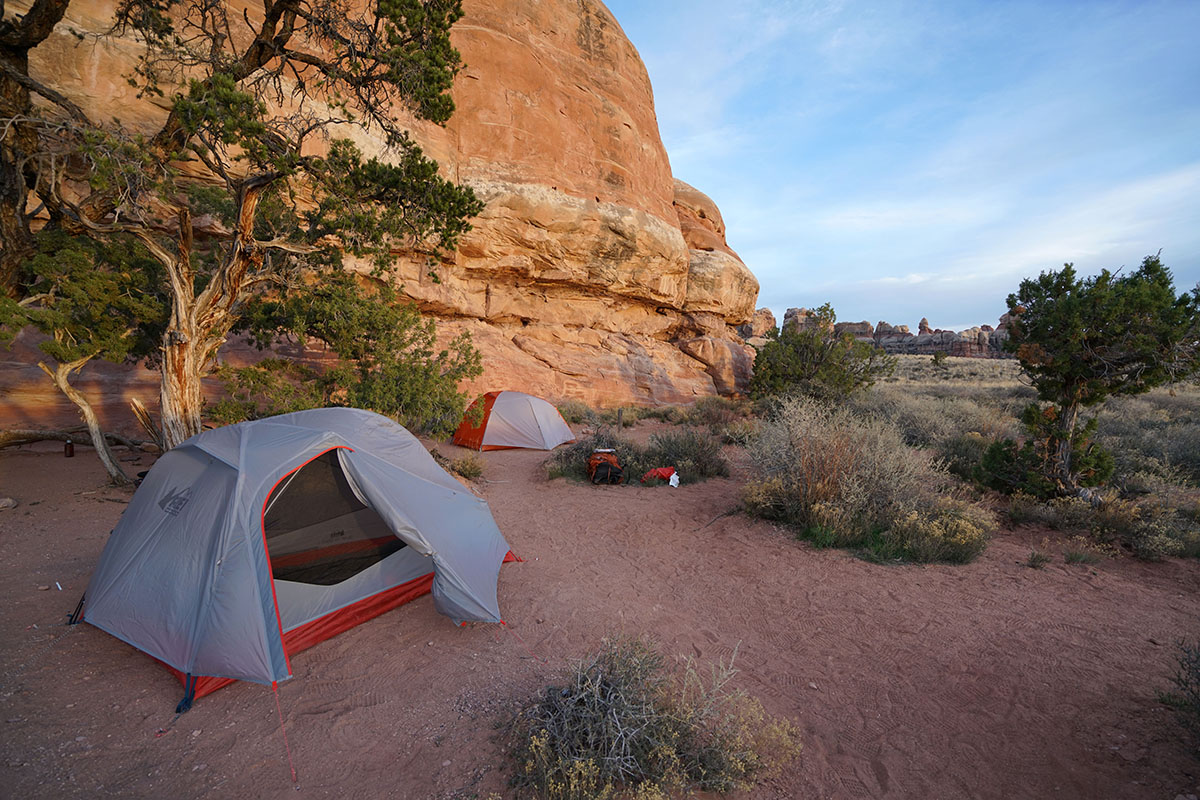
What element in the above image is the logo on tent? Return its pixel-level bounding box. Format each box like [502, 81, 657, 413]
[158, 486, 193, 516]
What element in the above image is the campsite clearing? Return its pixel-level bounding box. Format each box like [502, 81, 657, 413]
[1, 430, 1197, 799]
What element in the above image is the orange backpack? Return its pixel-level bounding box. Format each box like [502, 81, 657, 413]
[587, 450, 623, 484]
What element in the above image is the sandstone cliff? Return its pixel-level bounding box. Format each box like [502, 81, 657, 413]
[4, 0, 760, 430]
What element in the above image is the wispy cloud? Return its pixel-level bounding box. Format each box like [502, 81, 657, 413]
[605, 0, 1200, 328]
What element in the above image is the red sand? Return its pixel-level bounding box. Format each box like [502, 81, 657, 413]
[1, 431, 1197, 799]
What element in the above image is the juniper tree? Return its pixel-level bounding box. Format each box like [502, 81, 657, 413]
[749, 303, 894, 402]
[5, 0, 483, 447]
[1004, 254, 1200, 494]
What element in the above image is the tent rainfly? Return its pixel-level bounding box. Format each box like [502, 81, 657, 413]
[451, 391, 575, 451]
[78, 408, 514, 708]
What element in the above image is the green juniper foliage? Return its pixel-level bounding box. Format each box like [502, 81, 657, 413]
[0, 230, 167, 366]
[232, 272, 482, 436]
[0, 231, 169, 483]
[1004, 255, 1200, 494]
[749, 303, 894, 402]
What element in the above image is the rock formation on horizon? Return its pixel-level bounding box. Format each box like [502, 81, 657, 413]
[3, 0, 761, 429]
[774, 308, 1013, 358]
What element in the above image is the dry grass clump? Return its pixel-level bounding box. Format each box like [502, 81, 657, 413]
[1062, 535, 1108, 564]
[742, 395, 993, 563]
[546, 430, 728, 486]
[507, 637, 800, 800]
[430, 448, 485, 481]
[450, 453, 484, 480]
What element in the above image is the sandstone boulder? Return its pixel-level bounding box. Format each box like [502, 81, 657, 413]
[834, 321, 874, 340]
[737, 308, 777, 340]
[782, 308, 831, 333]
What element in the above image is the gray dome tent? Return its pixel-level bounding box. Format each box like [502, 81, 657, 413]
[80, 408, 512, 704]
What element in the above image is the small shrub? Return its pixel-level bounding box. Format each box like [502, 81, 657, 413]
[686, 396, 747, 427]
[978, 438, 1057, 498]
[546, 432, 650, 484]
[977, 407, 1115, 498]
[887, 499, 993, 564]
[558, 400, 596, 425]
[1006, 492, 1200, 561]
[1006, 492, 1043, 526]
[545, 431, 728, 486]
[450, 453, 484, 481]
[507, 637, 800, 799]
[1026, 549, 1051, 569]
[1160, 639, 1200, 759]
[644, 429, 729, 484]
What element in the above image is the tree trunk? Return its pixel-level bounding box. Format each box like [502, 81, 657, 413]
[159, 329, 205, 449]
[1051, 401, 1081, 494]
[1, 0, 74, 297]
[37, 359, 131, 485]
[0, 48, 37, 297]
[151, 180, 273, 449]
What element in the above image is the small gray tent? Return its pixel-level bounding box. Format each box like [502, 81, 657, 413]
[80, 408, 513, 704]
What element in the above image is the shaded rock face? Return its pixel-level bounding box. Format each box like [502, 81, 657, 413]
[13, 0, 760, 418]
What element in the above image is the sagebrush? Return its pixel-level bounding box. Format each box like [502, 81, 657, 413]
[508, 637, 799, 800]
[742, 395, 993, 563]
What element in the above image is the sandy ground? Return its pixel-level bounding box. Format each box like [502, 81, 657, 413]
[1, 427, 1198, 800]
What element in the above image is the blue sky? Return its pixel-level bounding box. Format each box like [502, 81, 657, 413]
[604, 0, 1200, 331]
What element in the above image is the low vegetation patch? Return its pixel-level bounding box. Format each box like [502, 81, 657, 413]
[450, 453, 485, 481]
[1026, 548, 1052, 569]
[1160, 639, 1200, 760]
[546, 430, 728, 486]
[1006, 492, 1200, 561]
[507, 637, 800, 800]
[742, 395, 993, 564]
[1062, 538, 1103, 565]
